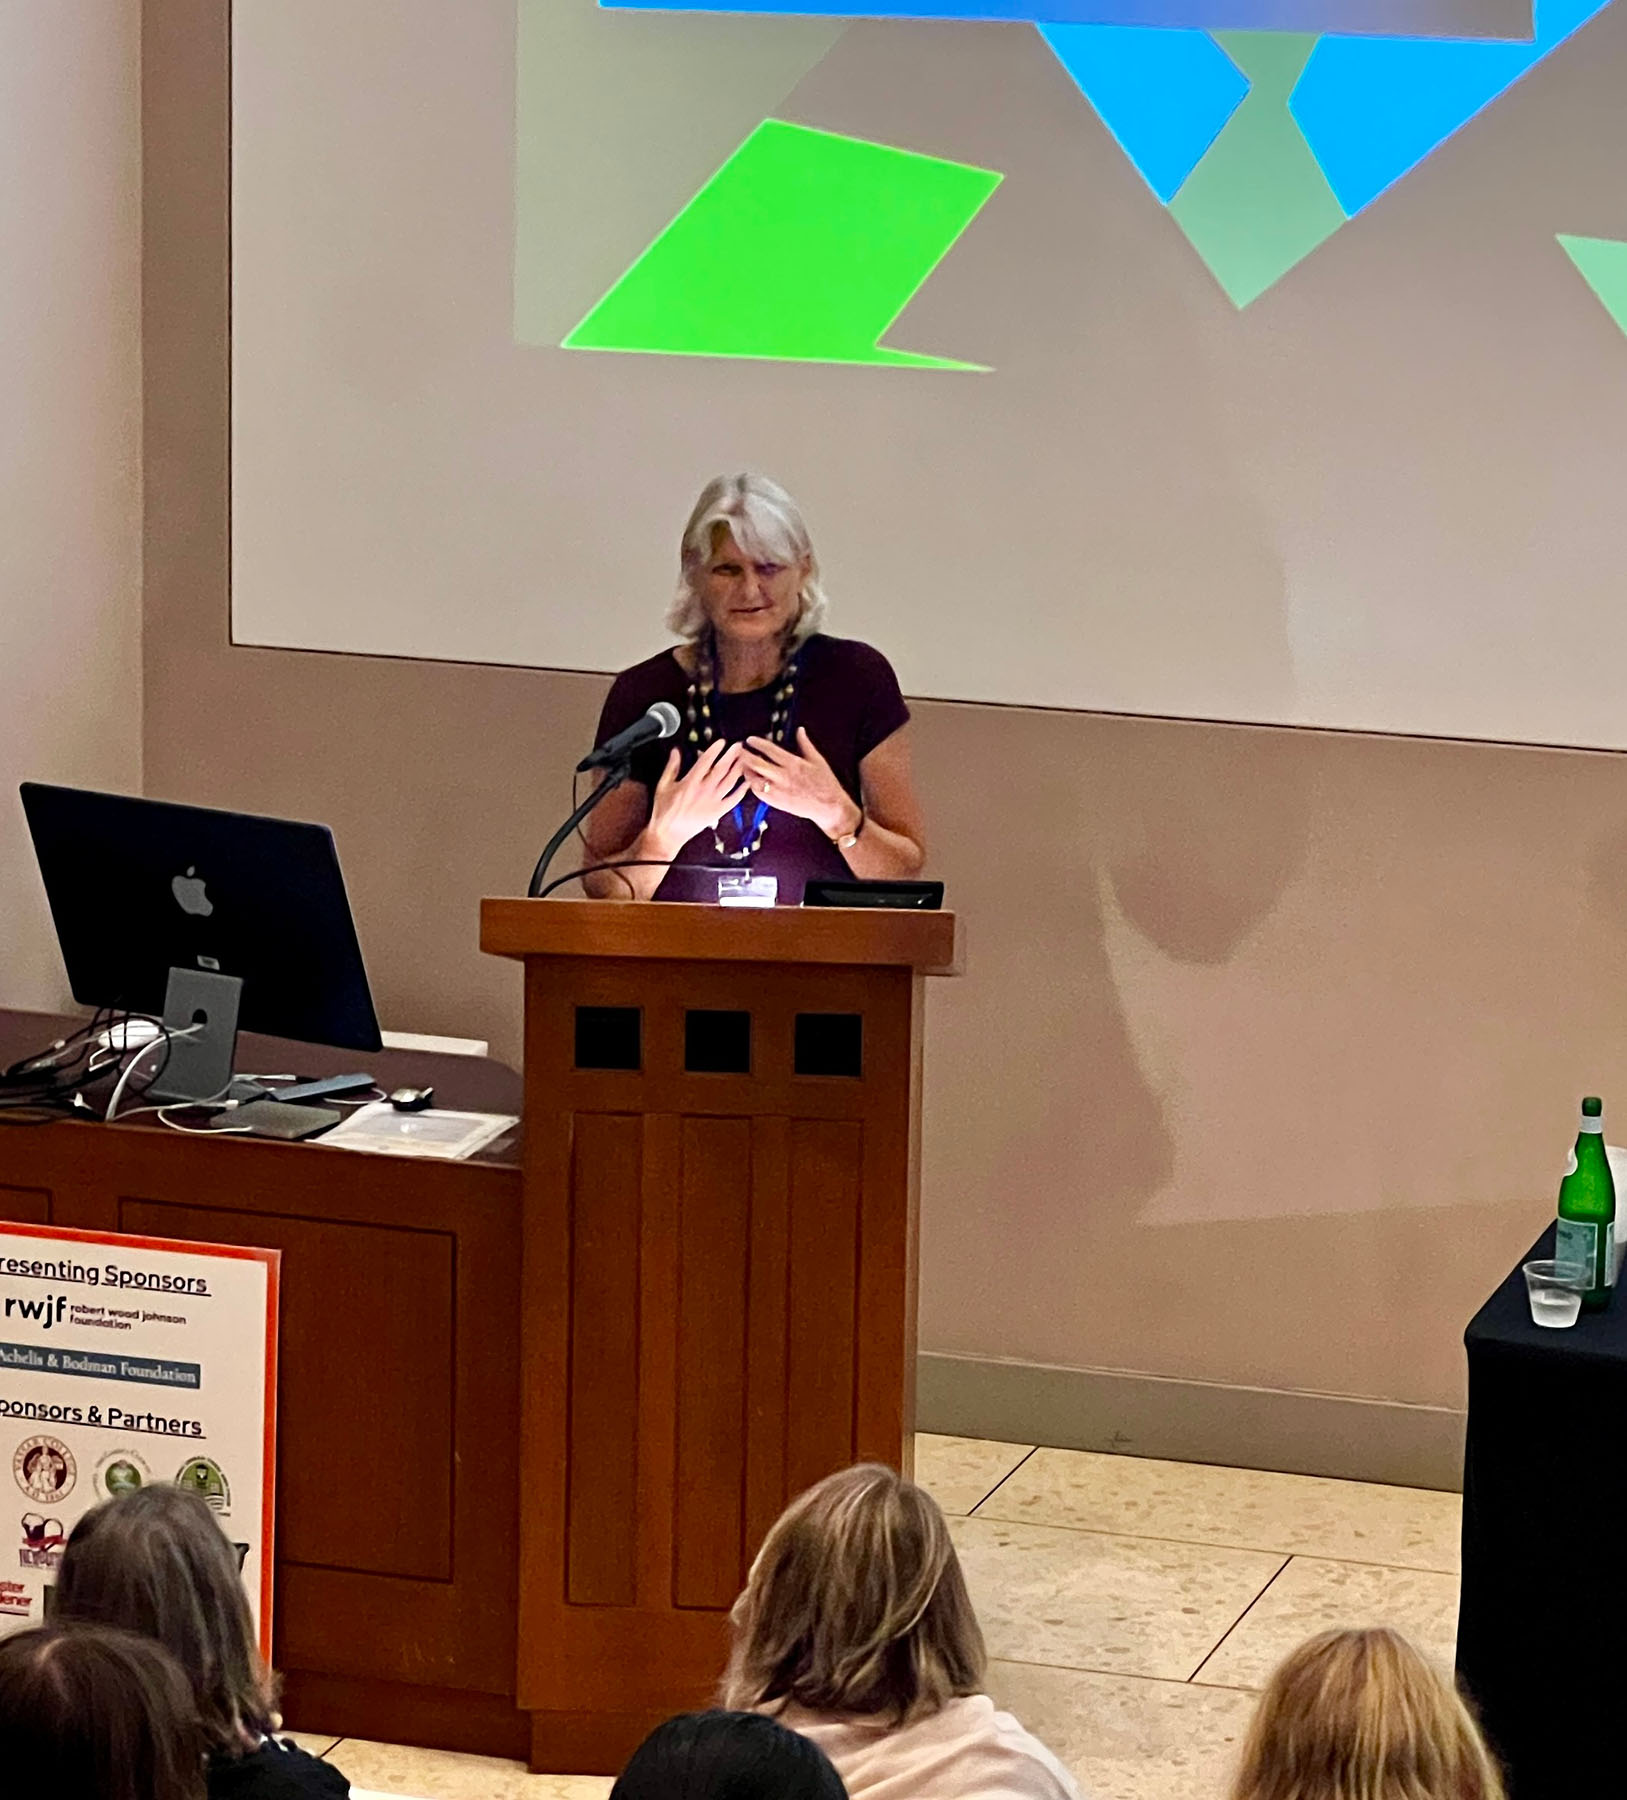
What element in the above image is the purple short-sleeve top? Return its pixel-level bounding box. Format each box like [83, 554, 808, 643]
[593, 633, 910, 904]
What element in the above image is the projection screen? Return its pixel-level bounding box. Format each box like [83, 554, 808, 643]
[232, 0, 1627, 748]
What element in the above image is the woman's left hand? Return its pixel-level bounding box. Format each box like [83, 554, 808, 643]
[740, 728, 862, 840]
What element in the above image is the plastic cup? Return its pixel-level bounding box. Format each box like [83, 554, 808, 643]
[1523, 1258, 1590, 1328]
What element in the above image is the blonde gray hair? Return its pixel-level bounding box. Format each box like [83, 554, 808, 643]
[668, 473, 829, 645]
[720, 1464, 985, 1725]
[1230, 1629, 1506, 1800]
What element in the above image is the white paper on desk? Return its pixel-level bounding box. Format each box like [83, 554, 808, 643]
[320, 1101, 518, 1160]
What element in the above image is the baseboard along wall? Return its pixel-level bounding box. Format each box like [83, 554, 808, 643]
[916, 1352, 1466, 1493]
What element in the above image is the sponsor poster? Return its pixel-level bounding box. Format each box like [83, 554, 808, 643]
[0, 1222, 278, 1653]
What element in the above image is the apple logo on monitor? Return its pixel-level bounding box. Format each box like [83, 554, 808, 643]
[171, 867, 213, 918]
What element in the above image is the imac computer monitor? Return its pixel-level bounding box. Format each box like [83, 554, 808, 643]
[20, 783, 383, 1052]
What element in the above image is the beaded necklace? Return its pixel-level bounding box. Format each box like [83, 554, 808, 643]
[684, 630, 801, 862]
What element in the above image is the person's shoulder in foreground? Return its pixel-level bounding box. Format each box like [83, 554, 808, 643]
[785, 1693, 1081, 1800]
[208, 1736, 350, 1800]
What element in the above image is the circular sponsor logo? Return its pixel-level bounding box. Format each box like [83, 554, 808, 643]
[95, 1448, 150, 1499]
[174, 1456, 230, 1515]
[14, 1437, 75, 1504]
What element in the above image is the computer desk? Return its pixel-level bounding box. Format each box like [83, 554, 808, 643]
[0, 1010, 534, 1760]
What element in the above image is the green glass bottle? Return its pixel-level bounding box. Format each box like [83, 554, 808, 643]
[1557, 1096, 1616, 1311]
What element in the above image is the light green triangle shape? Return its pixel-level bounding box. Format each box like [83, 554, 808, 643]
[1559, 233, 1627, 337]
[563, 120, 1001, 370]
[1167, 32, 1349, 310]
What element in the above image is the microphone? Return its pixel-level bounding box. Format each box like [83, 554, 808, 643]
[576, 701, 681, 773]
[528, 701, 682, 896]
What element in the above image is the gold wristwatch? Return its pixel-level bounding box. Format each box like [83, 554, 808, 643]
[829, 805, 865, 851]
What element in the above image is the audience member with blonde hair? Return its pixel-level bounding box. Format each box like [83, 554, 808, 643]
[1229, 1628, 1505, 1800]
[721, 1464, 1082, 1800]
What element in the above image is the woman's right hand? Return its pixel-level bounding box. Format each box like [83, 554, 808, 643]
[645, 740, 748, 857]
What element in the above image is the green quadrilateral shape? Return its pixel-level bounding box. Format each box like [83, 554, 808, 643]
[1559, 233, 1627, 338]
[562, 119, 1002, 368]
[1167, 33, 1348, 310]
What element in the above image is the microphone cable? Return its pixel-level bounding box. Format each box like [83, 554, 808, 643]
[532, 859, 680, 901]
[532, 860, 757, 901]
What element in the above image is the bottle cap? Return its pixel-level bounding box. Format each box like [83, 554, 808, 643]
[1583, 1096, 1604, 1117]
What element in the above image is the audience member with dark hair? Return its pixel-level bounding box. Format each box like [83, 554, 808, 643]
[0, 1622, 206, 1800]
[56, 1482, 349, 1800]
[615, 1710, 848, 1800]
[1229, 1628, 1505, 1800]
[722, 1464, 1081, 1800]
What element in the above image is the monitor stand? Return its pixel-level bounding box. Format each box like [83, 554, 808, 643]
[147, 968, 243, 1103]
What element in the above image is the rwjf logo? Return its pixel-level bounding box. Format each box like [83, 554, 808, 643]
[3, 1295, 67, 1332]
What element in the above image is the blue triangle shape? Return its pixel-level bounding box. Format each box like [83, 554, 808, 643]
[1290, 0, 1614, 219]
[1041, 21, 1249, 204]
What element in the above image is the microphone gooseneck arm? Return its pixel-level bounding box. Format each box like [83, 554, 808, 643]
[527, 763, 633, 899]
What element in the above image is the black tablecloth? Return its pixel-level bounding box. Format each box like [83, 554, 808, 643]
[1458, 1223, 1627, 1799]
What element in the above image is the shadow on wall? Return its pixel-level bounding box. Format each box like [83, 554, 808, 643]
[913, 698, 1627, 1412]
[891, 122, 1314, 1322]
[913, 699, 1310, 1252]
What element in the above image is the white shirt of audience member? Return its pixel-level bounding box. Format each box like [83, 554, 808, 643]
[777, 1694, 1084, 1800]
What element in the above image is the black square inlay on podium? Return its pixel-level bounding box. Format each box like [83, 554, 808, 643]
[684, 1009, 752, 1074]
[794, 1012, 863, 1078]
[574, 1006, 642, 1071]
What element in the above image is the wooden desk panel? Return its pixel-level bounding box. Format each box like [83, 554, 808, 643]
[0, 1185, 50, 1224]
[121, 1199, 456, 1585]
[0, 1012, 529, 1758]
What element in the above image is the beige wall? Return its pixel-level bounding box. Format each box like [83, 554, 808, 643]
[0, 0, 143, 1010]
[146, 2, 1626, 1429]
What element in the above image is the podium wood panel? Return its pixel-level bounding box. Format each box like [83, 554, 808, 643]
[480, 896, 957, 970]
[484, 901, 951, 1772]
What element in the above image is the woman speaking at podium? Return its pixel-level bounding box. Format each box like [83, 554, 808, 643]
[583, 475, 926, 903]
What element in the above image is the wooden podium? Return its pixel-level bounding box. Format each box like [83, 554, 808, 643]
[479, 899, 957, 1772]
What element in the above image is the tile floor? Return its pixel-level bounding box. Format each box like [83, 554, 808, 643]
[287, 1435, 1461, 1800]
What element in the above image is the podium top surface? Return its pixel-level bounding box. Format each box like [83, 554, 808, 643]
[481, 898, 958, 973]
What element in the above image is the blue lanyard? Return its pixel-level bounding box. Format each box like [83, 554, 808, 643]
[728, 796, 769, 848]
[712, 658, 797, 854]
